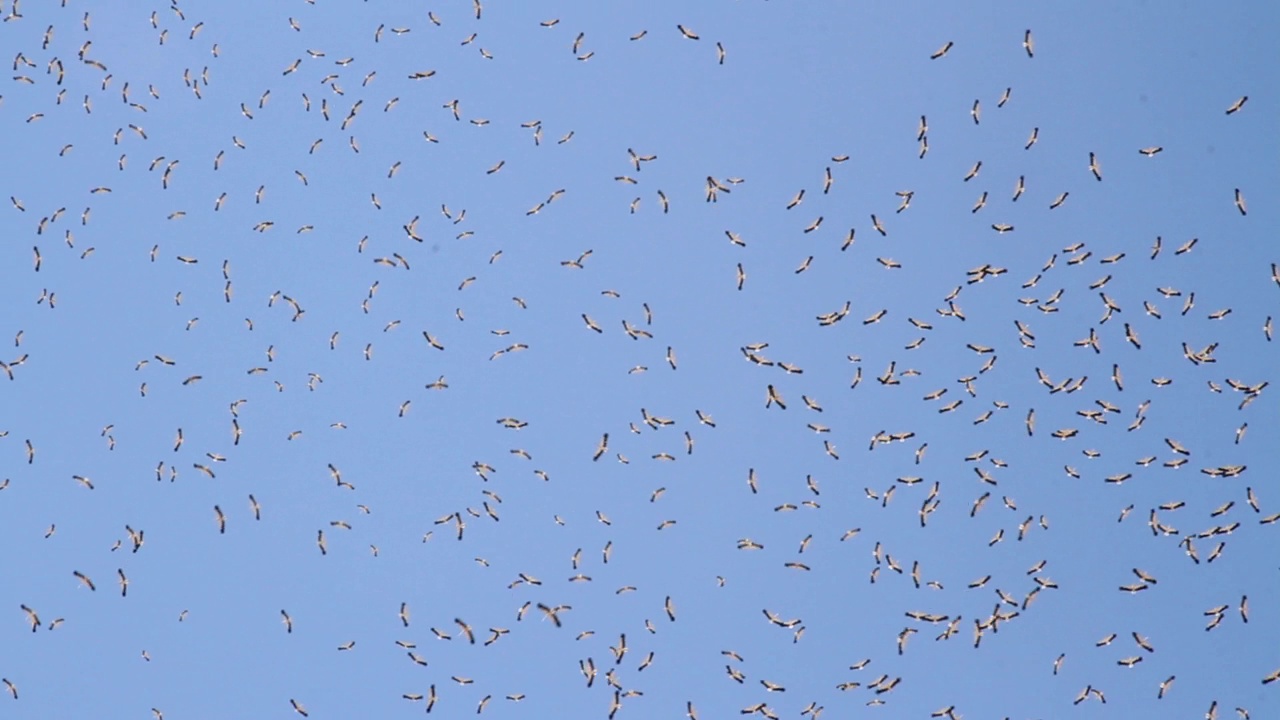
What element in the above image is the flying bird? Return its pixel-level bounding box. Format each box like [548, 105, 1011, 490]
[73, 570, 96, 591]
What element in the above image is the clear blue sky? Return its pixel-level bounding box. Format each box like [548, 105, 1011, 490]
[2, 1, 1277, 718]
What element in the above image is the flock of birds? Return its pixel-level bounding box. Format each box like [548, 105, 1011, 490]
[0, 1, 1275, 719]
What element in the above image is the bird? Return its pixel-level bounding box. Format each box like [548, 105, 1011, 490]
[1225, 95, 1248, 114]
[786, 189, 805, 209]
[931, 41, 954, 59]
[21, 604, 41, 632]
[537, 603, 569, 627]
[455, 617, 476, 644]
[1133, 631, 1155, 653]
[766, 385, 787, 410]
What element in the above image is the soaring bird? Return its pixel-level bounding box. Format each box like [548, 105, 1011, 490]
[766, 385, 787, 410]
[21, 604, 41, 632]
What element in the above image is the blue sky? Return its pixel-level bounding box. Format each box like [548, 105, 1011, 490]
[1, 1, 1277, 718]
